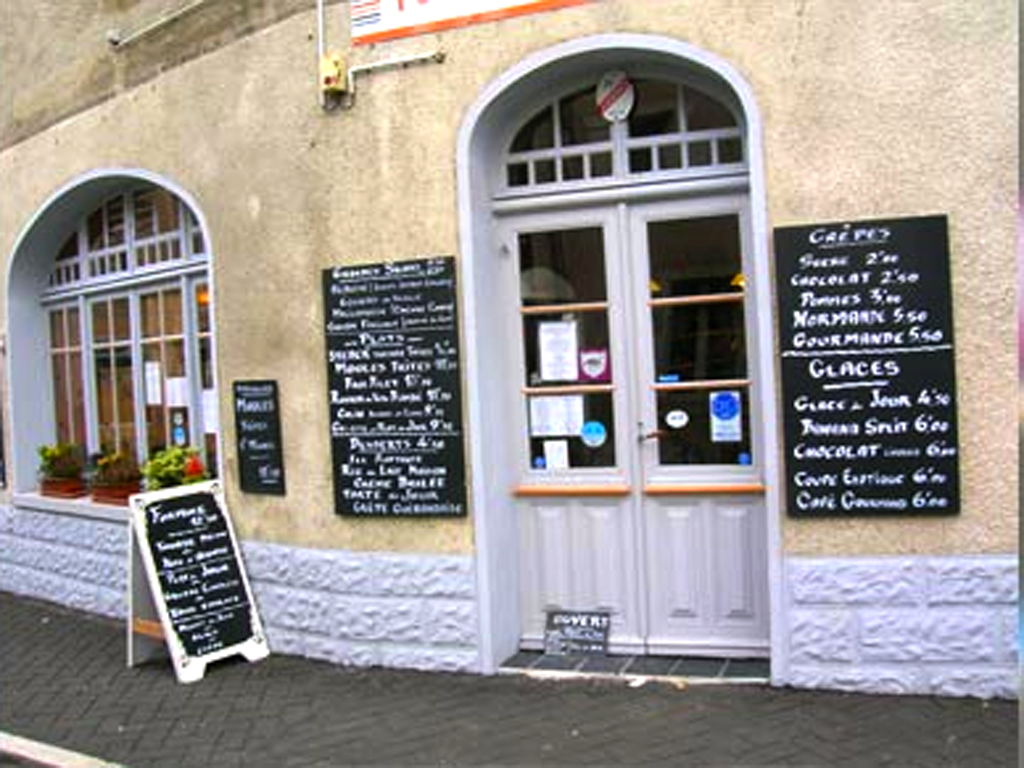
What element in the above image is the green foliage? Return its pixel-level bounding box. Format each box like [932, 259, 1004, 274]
[91, 451, 142, 486]
[37, 443, 84, 480]
[141, 446, 208, 490]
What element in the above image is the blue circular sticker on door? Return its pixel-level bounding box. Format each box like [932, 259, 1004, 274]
[711, 391, 740, 421]
[580, 421, 607, 449]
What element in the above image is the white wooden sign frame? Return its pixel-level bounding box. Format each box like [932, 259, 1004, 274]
[128, 480, 269, 683]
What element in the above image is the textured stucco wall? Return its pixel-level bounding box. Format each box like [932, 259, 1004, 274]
[0, 1, 1017, 557]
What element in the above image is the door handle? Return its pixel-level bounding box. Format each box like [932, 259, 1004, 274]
[638, 428, 665, 443]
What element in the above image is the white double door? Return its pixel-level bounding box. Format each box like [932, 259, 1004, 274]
[502, 195, 769, 657]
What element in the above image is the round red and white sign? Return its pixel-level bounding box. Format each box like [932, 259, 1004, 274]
[596, 70, 635, 123]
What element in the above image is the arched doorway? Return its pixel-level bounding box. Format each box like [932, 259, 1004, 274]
[458, 36, 782, 675]
[6, 170, 218, 497]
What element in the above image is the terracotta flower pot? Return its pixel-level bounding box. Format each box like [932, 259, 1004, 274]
[40, 477, 87, 499]
[91, 481, 142, 506]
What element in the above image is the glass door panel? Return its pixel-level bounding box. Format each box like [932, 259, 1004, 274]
[516, 226, 618, 472]
[639, 210, 755, 470]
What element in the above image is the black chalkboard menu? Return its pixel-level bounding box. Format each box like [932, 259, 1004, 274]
[774, 215, 959, 517]
[131, 482, 268, 683]
[233, 380, 286, 495]
[322, 257, 467, 517]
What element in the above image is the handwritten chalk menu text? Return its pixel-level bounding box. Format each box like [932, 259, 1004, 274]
[131, 482, 268, 683]
[323, 257, 467, 516]
[774, 215, 959, 517]
[233, 380, 286, 495]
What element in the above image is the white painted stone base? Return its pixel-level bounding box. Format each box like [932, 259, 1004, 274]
[241, 541, 479, 673]
[0, 504, 479, 674]
[0, 504, 127, 618]
[785, 556, 1019, 699]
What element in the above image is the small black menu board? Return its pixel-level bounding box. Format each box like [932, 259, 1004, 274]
[233, 380, 286, 495]
[544, 610, 611, 655]
[130, 481, 268, 683]
[322, 256, 467, 517]
[774, 215, 959, 517]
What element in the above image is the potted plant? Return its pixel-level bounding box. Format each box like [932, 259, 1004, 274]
[37, 443, 87, 498]
[141, 446, 209, 490]
[90, 451, 143, 506]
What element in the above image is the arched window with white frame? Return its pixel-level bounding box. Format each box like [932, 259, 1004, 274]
[29, 181, 217, 490]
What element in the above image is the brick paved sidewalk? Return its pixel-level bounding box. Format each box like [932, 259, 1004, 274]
[0, 591, 1016, 767]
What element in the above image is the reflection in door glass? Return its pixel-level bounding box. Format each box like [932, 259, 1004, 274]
[648, 216, 741, 297]
[519, 228, 606, 305]
[652, 302, 746, 382]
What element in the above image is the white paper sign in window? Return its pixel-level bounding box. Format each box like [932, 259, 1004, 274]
[538, 320, 579, 382]
[529, 395, 584, 437]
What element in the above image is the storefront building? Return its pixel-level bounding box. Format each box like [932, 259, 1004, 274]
[0, 1, 1017, 698]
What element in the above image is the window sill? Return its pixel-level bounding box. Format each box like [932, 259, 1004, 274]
[12, 492, 130, 523]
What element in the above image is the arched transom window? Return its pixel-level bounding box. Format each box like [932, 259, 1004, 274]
[502, 78, 745, 194]
[41, 183, 217, 479]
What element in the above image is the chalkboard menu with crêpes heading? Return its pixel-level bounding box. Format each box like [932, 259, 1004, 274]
[131, 481, 268, 682]
[774, 215, 959, 517]
[322, 257, 467, 517]
[233, 380, 286, 495]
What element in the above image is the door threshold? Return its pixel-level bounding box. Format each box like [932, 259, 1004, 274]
[499, 651, 769, 685]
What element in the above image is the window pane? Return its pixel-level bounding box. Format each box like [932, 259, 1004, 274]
[163, 289, 183, 336]
[507, 163, 529, 187]
[49, 310, 65, 348]
[522, 312, 611, 387]
[629, 148, 652, 173]
[559, 88, 609, 146]
[67, 307, 80, 346]
[112, 298, 130, 341]
[519, 228, 607, 306]
[196, 284, 211, 334]
[511, 106, 554, 152]
[70, 351, 86, 447]
[56, 233, 78, 261]
[199, 338, 214, 389]
[92, 302, 110, 343]
[52, 355, 70, 444]
[166, 339, 185, 378]
[629, 80, 679, 137]
[658, 144, 683, 170]
[153, 190, 180, 234]
[141, 293, 160, 338]
[106, 197, 125, 247]
[648, 216, 743, 298]
[115, 345, 135, 452]
[688, 141, 712, 167]
[652, 303, 747, 381]
[656, 388, 751, 465]
[562, 156, 584, 181]
[87, 208, 105, 251]
[684, 86, 736, 130]
[718, 137, 743, 163]
[590, 152, 612, 177]
[133, 191, 155, 239]
[144, 343, 167, 454]
[534, 159, 556, 184]
[94, 349, 115, 450]
[528, 392, 616, 469]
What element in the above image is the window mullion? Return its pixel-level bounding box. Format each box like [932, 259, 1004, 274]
[181, 274, 201, 452]
[130, 293, 147, 465]
[79, 294, 99, 456]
